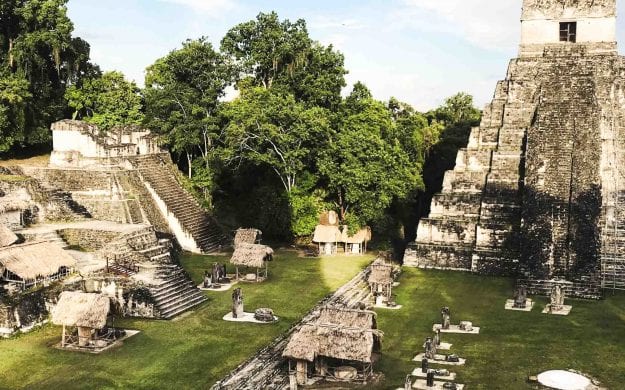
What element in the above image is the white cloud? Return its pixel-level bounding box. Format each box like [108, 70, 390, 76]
[157, 0, 236, 15]
[395, 0, 522, 51]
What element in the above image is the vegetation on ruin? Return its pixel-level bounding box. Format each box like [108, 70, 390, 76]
[65, 71, 144, 130]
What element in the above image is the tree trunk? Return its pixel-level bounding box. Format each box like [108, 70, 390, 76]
[186, 152, 193, 179]
[8, 38, 14, 68]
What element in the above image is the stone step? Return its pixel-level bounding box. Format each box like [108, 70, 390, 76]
[160, 295, 207, 319]
[154, 287, 203, 308]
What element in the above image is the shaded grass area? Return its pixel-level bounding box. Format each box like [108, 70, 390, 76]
[0, 250, 372, 390]
[373, 268, 625, 389]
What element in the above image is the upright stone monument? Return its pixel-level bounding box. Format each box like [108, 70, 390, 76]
[404, 0, 624, 297]
[441, 307, 451, 330]
[232, 288, 244, 318]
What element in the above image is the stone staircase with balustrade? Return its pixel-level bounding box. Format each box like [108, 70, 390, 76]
[130, 154, 227, 253]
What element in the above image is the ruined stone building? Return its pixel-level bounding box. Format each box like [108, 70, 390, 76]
[404, 0, 625, 296]
[28, 120, 226, 254]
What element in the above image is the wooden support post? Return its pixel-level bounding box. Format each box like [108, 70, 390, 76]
[296, 360, 308, 386]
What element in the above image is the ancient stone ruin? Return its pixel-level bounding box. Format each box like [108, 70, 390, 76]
[0, 119, 228, 334]
[404, 0, 624, 297]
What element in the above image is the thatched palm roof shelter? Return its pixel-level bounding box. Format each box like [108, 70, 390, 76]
[368, 261, 394, 301]
[0, 241, 76, 288]
[368, 263, 393, 285]
[0, 225, 18, 247]
[317, 307, 377, 329]
[52, 291, 110, 329]
[0, 198, 29, 213]
[233, 228, 262, 247]
[312, 225, 343, 243]
[283, 307, 382, 385]
[282, 323, 381, 363]
[313, 225, 371, 255]
[346, 227, 371, 244]
[229, 243, 274, 281]
[52, 291, 110, 348]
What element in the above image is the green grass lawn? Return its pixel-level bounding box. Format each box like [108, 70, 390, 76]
[373, 268, 625, 389]
[0, 250, 372, 390]
[2, 255, 623, 390]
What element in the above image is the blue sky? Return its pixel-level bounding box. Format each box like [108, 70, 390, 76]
[67, 0, 625, 111]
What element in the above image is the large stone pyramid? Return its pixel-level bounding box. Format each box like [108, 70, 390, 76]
[404, 0, 625, 296]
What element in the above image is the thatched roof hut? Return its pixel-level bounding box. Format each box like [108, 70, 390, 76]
[0, 198, 29, 213]
[368, 263, 393, 285]
[317, 307, 377, 329]
[52, 291, 110, 329]
[0, 225, 18, 247]
[312, 225, 344, 243]
[346, 227, 372, 244]
[233, 228, 261, 247]
[230, 243, 273, 268]
[0, 242, 76, 284]
[282, 323, 381, 363]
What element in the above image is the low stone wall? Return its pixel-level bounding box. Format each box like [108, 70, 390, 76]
[74, 198, 142, 224]
[517, 277, 602, 300]
[83, 278, 159, 318]
[0, 290, 49, 337]
[60, 228, 121, 251]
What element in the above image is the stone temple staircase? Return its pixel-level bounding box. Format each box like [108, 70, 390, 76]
[149, 265, 207, 319]
[130, 154, 227, 253]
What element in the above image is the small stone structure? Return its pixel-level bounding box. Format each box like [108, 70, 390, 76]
[505, 285, 534, 311]
[404, 0, 624, 297]
[543, 284, 573, 315]
[232, 287, 243, 318]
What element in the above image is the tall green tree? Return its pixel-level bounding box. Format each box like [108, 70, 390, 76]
[223, 83, 330, 194]
[221, 11, 346, 108]
[318, 83, 421, 231]
[0, 0, 95, 150]
[65, 71, 143, 131]
[0, 72, 31, 152]
[144, 38, 234, 183]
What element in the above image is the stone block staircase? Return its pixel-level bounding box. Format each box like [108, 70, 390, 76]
[149, 265, 207, 319]
[130, 154, 227, 253]
[105, 226, 172, 272]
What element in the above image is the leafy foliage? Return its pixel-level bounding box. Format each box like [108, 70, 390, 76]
[65, 71, 143, 130]
[318, 84, 422, 231]
[144, 38, 234, 184]
[223, 84, 331, 193]
[0, 0, 97, 151]
[221, 11, 346, 108]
